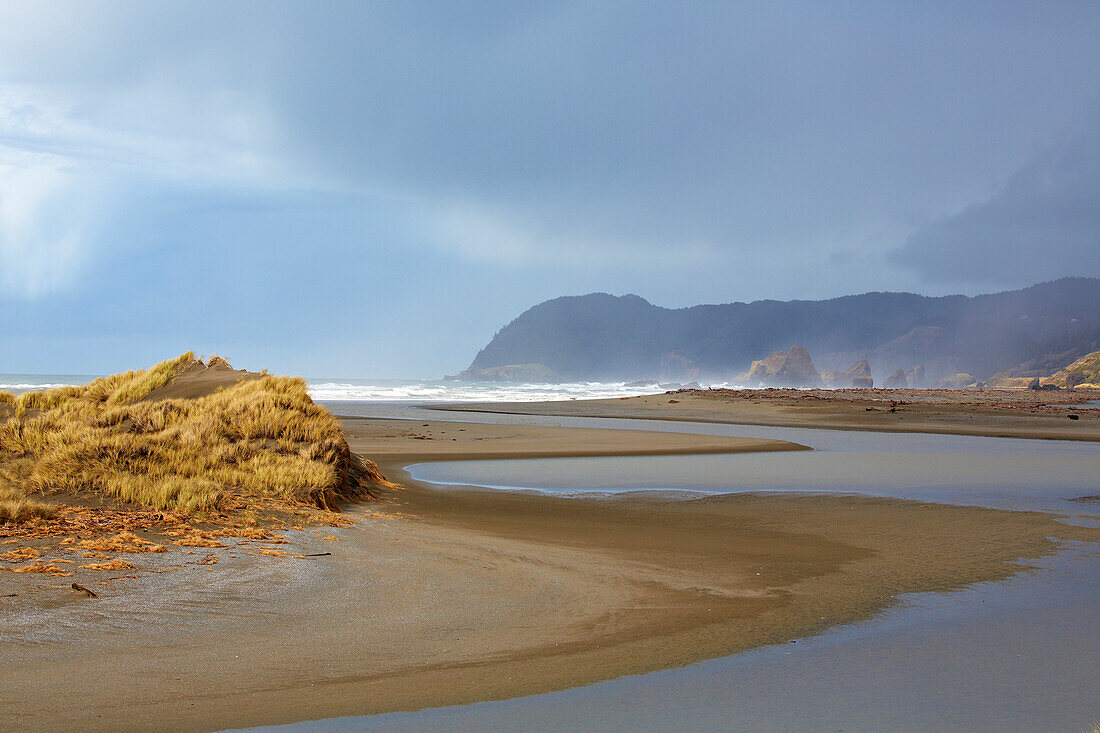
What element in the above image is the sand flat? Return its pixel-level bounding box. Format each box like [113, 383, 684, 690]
[429, 387, 1100, 441]
[339, 415, 810, 462]
[1, 416, 1096, 731]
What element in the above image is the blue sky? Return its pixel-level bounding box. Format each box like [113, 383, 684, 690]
[2, 1, 1099, 377]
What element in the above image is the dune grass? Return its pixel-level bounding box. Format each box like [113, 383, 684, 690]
[0, 354, 381, 522]
[0, 485, 57, 524]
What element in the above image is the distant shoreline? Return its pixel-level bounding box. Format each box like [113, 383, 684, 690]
[427, 386, 1100, 442]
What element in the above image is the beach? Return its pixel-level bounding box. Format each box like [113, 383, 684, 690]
[3, 403, 1097, 731]
[8, 6, 1100, 730]
[432, 387, 1100, 442]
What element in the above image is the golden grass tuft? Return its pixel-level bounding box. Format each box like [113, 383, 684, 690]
[0, 354, 387, 521]
[0, 483, 57, 524]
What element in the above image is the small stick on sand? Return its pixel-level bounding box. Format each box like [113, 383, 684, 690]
[71, 583, 98, 598]
[303, 552, 331, 557]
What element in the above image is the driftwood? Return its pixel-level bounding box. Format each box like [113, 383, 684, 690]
[304, 552, 332, 557]
[71, 582, 98, 598]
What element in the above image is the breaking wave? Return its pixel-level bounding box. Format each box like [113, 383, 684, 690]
[0, 376, 93, 394]
[306, 379, 709, 403]
[1, 374, 740, 403]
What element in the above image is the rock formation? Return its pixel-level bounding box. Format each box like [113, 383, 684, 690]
[452, 363, 563, 383]
[741, 346, 822, 387]
[822, 360, 873, 388]
[882, 368, 908, 388]
[940, 373, 977, 389]
[660, 352, 700, 382]
[1047, 350, 1100, 388]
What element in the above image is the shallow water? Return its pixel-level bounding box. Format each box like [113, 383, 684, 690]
[408, 425, 1100, 518]
[264, 403, 1100, 731]
[330, 401, 1100, 518]
[232, 544, 1100, 732]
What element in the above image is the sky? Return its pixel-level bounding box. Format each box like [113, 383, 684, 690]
[1, 1, 1099, 378]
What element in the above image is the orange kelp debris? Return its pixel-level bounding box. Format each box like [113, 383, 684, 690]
[79, 559, 136, 571]
[174, 533, 226, 548]
[1, 562, 71, 576]
[0, 547, 41, 561]
[79, 531, 167, 554]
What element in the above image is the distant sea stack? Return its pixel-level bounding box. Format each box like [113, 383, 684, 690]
[450, 363, 563, 383]
[821, 360, 873, 389]
[739, 346, 822, 387]
[882, 368, 908, 389]
[457, 278, 1100, 385]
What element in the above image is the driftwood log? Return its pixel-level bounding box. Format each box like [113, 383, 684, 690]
[71, 583, 98, 598]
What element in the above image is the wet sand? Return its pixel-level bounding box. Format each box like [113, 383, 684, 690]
[2, 417, 1096, 731]
[430, 387, 1100, 441]
[337, 415, 810, 462]
[295, 545, 1100, 733]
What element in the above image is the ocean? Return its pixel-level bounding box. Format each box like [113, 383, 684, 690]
[0, 374, 715, 402]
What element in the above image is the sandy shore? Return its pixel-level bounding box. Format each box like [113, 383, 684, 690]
[431, 387, 1100, 441]
[338, 415, 810, 462]
[2, 416, 1096, 731]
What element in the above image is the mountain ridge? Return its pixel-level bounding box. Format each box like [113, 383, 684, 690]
[459, 278, 1100, 385]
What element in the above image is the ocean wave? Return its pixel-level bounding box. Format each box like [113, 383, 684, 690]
[307, 379, 741, 402]
[0, 375, 740, 403]
[0, 381, 85, 393]
[306, 381, 646, 402]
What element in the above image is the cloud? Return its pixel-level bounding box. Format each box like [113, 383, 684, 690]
[3, 3, 1100, 284]
[0, 2, 1099, 374]
[0, 152, 101, 297]
[427, 199, 718, 267]
[890, 117, 1100, 286]
[0, 77, 294, 297]
[243, 2, 1100, 276]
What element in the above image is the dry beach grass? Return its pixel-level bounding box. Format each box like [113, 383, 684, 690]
[0, 354, 386, 522]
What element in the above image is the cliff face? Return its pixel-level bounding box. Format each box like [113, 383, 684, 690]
[461, 278, 1100, 384]
[1049, 350, 1100, 388]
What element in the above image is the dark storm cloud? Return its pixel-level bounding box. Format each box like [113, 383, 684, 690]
[891, 115, 1100, 284]
[2, 1, 1099, 375]
[258, 2, 1100, 259]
